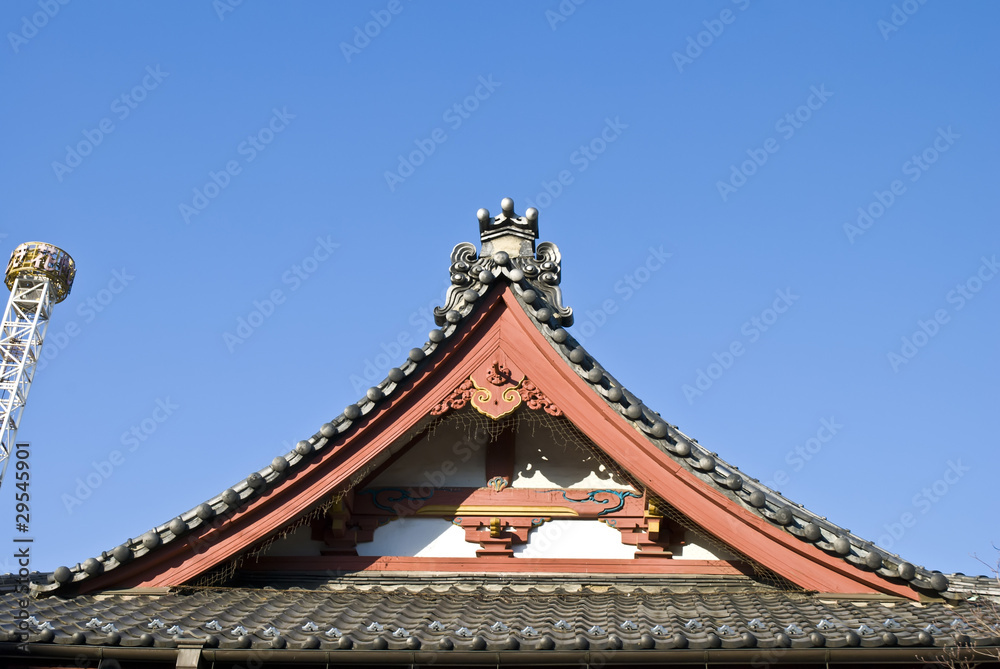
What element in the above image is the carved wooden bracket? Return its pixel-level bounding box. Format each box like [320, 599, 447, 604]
[430, 352, 561, 420]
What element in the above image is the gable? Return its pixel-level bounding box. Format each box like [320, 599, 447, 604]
[367, 417, 489, 488]
[36, 220, 950, 602]
[368, 404, 636, 492]
[256, 400, 751, 573]
[256, 407, 644, 562]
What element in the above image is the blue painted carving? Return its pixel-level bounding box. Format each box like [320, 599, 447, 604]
[541, 489, 641, 516]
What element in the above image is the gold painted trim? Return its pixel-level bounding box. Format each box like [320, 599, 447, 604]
[416, 505, 579, 517]
[469, 374, 523, 420]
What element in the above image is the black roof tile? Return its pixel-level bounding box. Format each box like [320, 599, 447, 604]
[12, 578, 997, 654]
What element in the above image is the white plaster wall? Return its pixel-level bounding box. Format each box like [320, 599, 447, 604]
[357, 518, 479, 558]
[370, 421, 487, 488]
[513, 423, 633, 489]
[513, 520, 637, 559]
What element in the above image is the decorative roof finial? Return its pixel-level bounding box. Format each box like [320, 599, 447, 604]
[478, 198, 538, 258]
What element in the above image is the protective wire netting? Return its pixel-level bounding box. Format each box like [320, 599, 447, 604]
[188, 404, 799, 592]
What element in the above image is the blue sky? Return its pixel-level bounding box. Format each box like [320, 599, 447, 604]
[1, 1, 997, 579]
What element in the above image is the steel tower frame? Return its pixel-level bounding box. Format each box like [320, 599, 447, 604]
[0, 242, 75, 488]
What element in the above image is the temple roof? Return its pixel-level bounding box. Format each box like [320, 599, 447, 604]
[4, 199, 997, 665]
[31, 201, 956, 600]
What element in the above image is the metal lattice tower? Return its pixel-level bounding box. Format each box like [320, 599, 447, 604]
[0, 242, 75, 489]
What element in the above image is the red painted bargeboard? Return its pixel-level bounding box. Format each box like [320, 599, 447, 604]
[77, 285, 917, 599]
[246, 556, 745, 575]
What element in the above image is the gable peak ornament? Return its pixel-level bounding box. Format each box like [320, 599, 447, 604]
[470, 362, 523, 419]
[431, 355, 561, 420]
[478, 197, 538, 257]
[433, 198, 573, 327]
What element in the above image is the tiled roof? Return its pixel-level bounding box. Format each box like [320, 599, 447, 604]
[4, 577, 998, 654]
[27, 200, 975, 598]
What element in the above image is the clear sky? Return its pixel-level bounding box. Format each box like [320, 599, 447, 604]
[1, 1, 997, 580]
